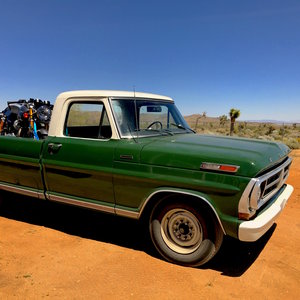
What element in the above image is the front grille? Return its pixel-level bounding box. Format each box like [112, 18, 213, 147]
[250, 157, 292, 210]
[261, 162, 291, 200]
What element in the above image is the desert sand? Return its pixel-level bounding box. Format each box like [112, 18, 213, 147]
[0, 151, 299, 299]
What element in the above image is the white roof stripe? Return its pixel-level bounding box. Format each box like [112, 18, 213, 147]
[57, 90, 173, 102]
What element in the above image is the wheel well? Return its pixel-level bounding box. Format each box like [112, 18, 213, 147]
[139, 191, 225, 234]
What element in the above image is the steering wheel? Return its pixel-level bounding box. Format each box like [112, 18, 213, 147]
[147, 121, 163, 130]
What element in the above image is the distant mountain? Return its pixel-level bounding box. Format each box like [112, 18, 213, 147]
[244, 119, 300, 124]
[184, 114, 300, 125]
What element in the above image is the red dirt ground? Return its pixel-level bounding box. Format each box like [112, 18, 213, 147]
[0, 150, 299, 299]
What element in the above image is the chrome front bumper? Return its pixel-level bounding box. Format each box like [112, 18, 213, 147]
[238, 184, 294, 242]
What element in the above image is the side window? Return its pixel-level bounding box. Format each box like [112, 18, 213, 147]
[65, 102, 112, 139]
[102, 110, 110, 126]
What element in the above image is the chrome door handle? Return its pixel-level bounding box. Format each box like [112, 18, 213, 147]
[48, 143, 62, 154]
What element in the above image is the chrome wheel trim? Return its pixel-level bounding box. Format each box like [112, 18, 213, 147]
[161, 208, 203, 254]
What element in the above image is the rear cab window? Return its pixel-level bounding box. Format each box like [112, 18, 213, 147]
[64, 102, 112, 139]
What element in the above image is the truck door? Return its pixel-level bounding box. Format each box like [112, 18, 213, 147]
[0, 137, 44, 197]
[42, 101, 116, 212]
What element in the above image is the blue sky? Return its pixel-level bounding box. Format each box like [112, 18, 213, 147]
[0, 0, 299, 121]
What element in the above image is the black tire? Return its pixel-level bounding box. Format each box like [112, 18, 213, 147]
[149, 200, 223, 267]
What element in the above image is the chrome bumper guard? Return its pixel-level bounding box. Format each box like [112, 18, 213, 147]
[238, 184, 293, 242]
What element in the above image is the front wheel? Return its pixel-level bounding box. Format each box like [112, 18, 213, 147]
[149, 201, 223, 267]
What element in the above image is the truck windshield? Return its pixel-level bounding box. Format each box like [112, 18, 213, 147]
[111, 99, 193, 138]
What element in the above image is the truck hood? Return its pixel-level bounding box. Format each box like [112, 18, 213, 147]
[140, 134, 291, 177]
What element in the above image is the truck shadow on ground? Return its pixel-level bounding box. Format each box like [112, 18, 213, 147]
[203, 226, 275, 276]
[0, 193, 275, 277]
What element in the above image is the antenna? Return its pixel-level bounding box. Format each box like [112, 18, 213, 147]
[133, 85, 139, 143]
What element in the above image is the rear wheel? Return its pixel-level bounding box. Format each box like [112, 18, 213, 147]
[149, 200, 223, 267]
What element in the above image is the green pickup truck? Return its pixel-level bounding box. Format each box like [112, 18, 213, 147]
[0, 90, 294, 267]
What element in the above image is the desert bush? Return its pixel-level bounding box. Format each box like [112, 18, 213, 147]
[279, 127, 285, 137]
[267, 125, 275, 135]
[219, 115, 227, 126]
[257, 135, 275, 141]
[185, 116, 299, 149]
[216, 128, 227, 135]
[283, 137, 300, 149]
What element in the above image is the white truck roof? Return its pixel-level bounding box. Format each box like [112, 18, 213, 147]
[49, 90, 173, 138]
[57, 90, 173, 102]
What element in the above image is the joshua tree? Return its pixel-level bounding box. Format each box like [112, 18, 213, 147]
[229, 108, 240, 136]
[201, 111, 207, 126]
[194, 111, 207, 131]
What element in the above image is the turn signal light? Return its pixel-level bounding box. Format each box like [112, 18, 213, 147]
[200, 162, 240, 173]
[219, 165, 239, 172]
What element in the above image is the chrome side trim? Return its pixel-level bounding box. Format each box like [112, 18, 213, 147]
[47, 193, 115, 214]
[115, 207, 139, 219]
[138, 189, 226, 234]
[0, 182, 45, 200]
[48, 193, 139, 218]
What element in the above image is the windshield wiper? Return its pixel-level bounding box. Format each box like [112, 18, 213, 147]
[161, 129, 174, 136]
[171, 123, 196, 133]
[145, 128, 173, 136]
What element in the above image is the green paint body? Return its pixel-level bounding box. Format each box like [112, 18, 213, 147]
[0, 132, 291, 239]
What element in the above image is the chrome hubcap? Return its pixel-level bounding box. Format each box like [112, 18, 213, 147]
[161, 209, 203, 254]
